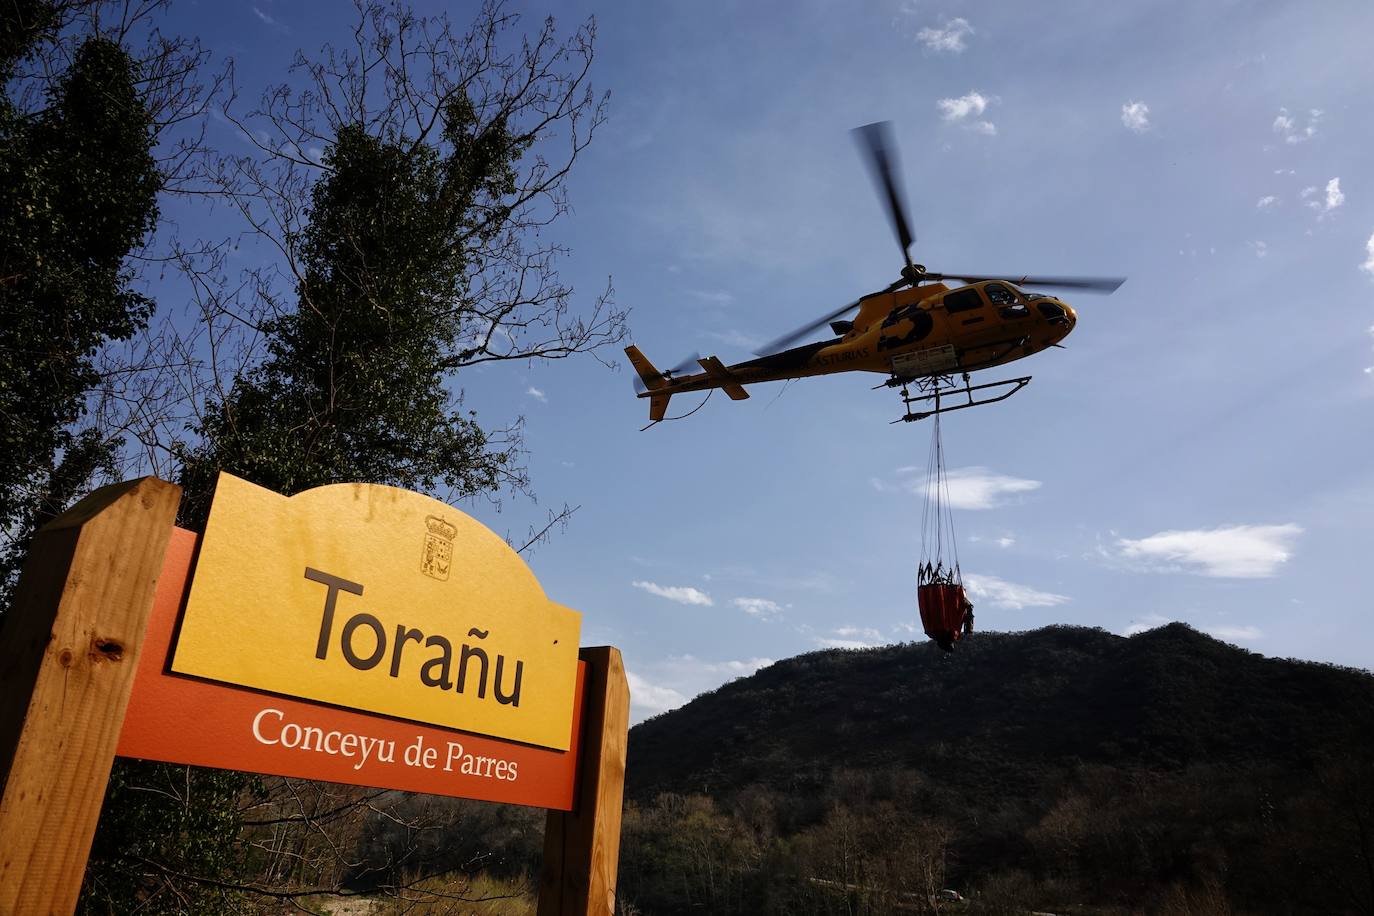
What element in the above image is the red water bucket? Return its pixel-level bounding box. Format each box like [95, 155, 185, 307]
[918, 582, 969, 649]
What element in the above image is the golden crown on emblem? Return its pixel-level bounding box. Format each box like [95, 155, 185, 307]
[425, 515, 458, 541]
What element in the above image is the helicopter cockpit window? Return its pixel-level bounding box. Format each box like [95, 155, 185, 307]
[985, 283, 1029, 318]
[943, 288, 983, 313]
[984, 283, 1017, 305]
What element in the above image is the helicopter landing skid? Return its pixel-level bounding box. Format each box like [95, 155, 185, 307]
[888, 373, 1032, 423]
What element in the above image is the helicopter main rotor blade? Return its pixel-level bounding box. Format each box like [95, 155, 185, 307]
[754, 300, 861, 357]
[931, 273, 1127, 294]
[753, 277, 908, 356]
[853, 121, 917, 273]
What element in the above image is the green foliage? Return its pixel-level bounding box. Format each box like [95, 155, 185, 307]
[0, 27, 160, 598]
[0, 0, 61, 74]
[81, 765, 249, 915]
[175, 117, 521, 525]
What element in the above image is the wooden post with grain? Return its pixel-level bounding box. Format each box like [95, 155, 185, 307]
[0, 477, 629, 915]
[0, 478, 182, 915]
[540, 646, 631, 916]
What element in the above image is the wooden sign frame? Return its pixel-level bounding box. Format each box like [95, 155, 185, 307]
[0, 478, 629, 915]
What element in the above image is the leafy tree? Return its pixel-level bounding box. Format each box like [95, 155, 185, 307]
[173, 0, 622, 525]
[0, 0, 217, 604]
[175, 116, 519, 524]
[84, 2, 622, 910]
[0, 15, 159, 601]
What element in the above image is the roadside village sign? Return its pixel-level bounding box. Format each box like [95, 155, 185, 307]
[0, 474, 629, 915]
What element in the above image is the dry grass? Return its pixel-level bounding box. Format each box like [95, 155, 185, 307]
[317, 873, 534, 916]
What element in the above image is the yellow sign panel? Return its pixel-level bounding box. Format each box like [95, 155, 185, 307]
[171, 474, 581, 750]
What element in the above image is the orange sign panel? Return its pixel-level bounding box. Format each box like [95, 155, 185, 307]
[118, 529, 584, 810]
[169, 474, 582, 750]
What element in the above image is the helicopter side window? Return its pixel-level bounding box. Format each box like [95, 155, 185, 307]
[985, 283, 1029, 318]
[943, 288, 983, 313]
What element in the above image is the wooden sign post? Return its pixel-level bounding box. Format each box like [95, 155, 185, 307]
[0, 476, 629, 915]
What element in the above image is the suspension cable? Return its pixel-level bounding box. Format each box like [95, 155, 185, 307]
[919, 385, 961, 584]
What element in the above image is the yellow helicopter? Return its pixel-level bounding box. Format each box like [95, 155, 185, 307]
[626, 122, 1125, 427]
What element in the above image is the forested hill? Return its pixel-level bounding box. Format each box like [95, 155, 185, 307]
[626, 623, 1374, 800]
[617, 625, 1374, 910]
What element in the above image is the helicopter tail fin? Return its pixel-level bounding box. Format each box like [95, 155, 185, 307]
[648, 392, 671, 422]
[697, 356, 750, 401]
[625, 345, 667, 391]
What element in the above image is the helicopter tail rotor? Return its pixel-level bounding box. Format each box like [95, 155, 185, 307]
[627, 346, 702, 394]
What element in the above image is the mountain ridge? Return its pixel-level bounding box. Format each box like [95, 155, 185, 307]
[627, 622, 1374, 799]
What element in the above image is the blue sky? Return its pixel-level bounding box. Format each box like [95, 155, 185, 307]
[167, 0, 1374, 721]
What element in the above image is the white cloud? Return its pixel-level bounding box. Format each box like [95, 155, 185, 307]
[816, 637, 878, 650]
[627, 671, 687, 717]
[1323, 177, 1344, 212]
[813, 625, 885, 649]
[834, 626, 883, 640]
[938, 91, 991, 121]
[1273, 107, 1321, 144]
[964, 574, 1069, 610]
[1256, 195, 1278, 209]
[705, 328, 762, 350]
[1361, 232, 1374, 278]
[1115, 524, 1302, 578]
[664, 654, 774, 677]
[970, 533, 1016, 547]
[1122, 617, 1265, 642]
[689, 289, 735, 306]
[1304, 177, 1343, 216]
[525, 385, 546, 403]
[632, 580, 714, 606]
[732, 596, 783, 618]
[1205, 624, 1264, 642]
[251, 5, 289, 32]
[937, 92, 998, 135]
[626, 655, 776, 722]
[917, 17, 973, 52]
[1249, 240, 1268, 258]
[883, 466, 1040, 508]
[717, 657, 773, 675]
[1121, 101, 1150, 133]
[931, 466, 1041, 510]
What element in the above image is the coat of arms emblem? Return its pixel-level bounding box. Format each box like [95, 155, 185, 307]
[421, 515, 457, 580]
